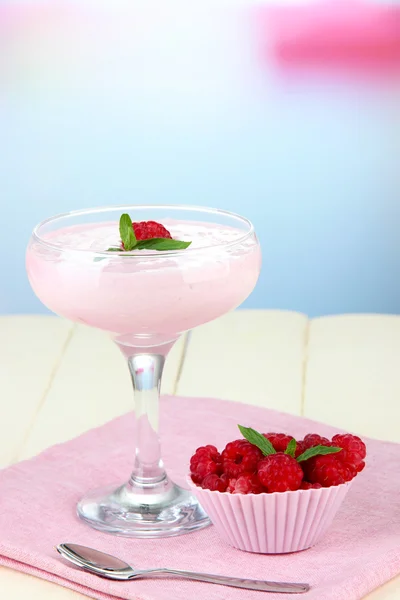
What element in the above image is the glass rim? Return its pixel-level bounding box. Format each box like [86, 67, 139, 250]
[31, 204, 255, 257]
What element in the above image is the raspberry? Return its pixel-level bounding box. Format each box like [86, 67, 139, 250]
[300, 481, 322, 490]
[201, 473, 228, 492]
[263, 433, 294, 453]
[294, 441, 306, 458]
[190, 445, 222, 484]
[355, 462, 365, 473]
[303, 454, 356, 487]
[301, 433, 330, 450]
[227, 474, 265, 494]
[332, 434, 366, 471]
[133, 221, 172, 241]
[257, 453, 303, 493]
[221, 440, 263, 478]
[263, 433, 305, 458]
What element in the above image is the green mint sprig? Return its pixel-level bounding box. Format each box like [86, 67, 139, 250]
[238, 425, 276, 456]
[119, 213, 136, 251]
[135, 238, 191, 251]
[285, 438, 297, 458]
[296, 445, 342, 462]
[106, 213, 191, 253]
[238, 424, 341, 462]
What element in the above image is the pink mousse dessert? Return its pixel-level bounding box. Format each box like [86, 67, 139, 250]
[26, 206, 261, 538]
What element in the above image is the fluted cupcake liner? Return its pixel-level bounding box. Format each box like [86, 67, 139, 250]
[188, 478, 352, 554]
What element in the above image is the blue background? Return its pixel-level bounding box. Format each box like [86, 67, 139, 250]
[1, 1, 399, 316]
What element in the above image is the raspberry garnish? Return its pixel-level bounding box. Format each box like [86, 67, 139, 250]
[294, 441, 306, 458]
[110, 213, 190, 253]
[303, 454, 356, 487]
[301, 433, 330, 450]
[132, 221, 172, 241]
[331, 434, 366, 472]
[300, 481, 322, 490]
[263, 432, 306, 458]
[190, 445, 222, 484]
[257, 453, 303, 493]
[263, 433, 294, 453]
[221, 439, 263, 478]
[227, 473, 265, 494]
[201, 473, 229, 492]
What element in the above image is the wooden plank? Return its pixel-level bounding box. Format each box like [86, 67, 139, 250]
[304, 314, 400, 598]
[303, 315, 400, 442]
[19, 325, 186, 460]
[0, 316, 73, 468]
[364, 577, 400, 600]
[176, 310, 308, 415]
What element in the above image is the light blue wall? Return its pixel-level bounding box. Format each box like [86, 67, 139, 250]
[1, 2, 399, 316]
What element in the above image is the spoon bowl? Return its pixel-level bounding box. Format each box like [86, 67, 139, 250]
[57, 544, 134, 580]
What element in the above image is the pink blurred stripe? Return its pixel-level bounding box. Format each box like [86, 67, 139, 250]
[255, 0, 400, 72]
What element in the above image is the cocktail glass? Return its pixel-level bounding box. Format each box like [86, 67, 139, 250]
[26, 205, 261, 537]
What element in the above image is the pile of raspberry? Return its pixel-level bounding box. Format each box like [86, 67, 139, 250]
[190, 430, 366, 494]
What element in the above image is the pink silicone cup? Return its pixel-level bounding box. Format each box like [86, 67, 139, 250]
[188, 477, 352, 554]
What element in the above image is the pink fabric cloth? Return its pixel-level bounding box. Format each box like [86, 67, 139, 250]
[0, 395, 399, 600]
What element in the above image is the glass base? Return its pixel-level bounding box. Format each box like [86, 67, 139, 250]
[77, 477, 211, 538]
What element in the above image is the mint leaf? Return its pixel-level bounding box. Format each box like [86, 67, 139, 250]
[296, 445, 342, 462]
[135, 238, 192, 251]
[119, 213, 136, 251]
[238, 425, 276, 456]
[285, 438, 296, 458]
[94, 247, 123, 262]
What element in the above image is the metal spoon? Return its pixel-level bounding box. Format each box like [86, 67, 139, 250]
[56, 543, 309, 594]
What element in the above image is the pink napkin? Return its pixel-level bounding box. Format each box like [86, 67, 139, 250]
[0, 395, 399, 600]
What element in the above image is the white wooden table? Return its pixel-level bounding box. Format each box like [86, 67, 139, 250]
[1, 310, 399, 599]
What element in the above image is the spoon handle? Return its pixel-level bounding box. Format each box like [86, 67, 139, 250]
[137, 568, 310, 593]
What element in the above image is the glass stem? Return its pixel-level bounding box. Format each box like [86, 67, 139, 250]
[128, 354, 166, 486]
